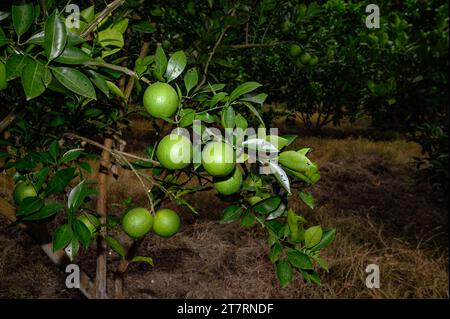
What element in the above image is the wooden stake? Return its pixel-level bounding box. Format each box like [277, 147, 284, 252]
[95, 137, 113, 299]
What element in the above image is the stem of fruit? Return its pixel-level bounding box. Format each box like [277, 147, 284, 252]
[95, 138, 113, 299]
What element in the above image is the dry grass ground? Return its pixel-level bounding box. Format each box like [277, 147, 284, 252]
[0, 120, 448, 299]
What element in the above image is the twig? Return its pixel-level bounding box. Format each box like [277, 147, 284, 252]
[84, 61, 152, 85]
[125, 41, 151, 101]
[80, 0, 126, 38]
[63, 133, 159, 165]
[0, 111, 17, 134]
[194, 8, 236, 92]
[229, 42, 288, 49]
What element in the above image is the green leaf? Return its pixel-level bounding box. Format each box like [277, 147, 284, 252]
[24, 203, 64, 221]
[165, 51, 187, 82]
[73, 219, 92, 246]
[281, 135, 297, 147]
[55, 47, 91, 64]
[5, 54, 29, 80]
[240, 93, 268, 104]
[52, 67, 96, 99]
[154, 45, 167, 78]
[241, 209, 255, 227]
[60, 148, 84, 164]
[197, 83, 226, 94]
[242, 102, 265, 127]
[44, 10, 67, 61]
[26, 30, 84, 46]
[87, 70, 109, 97]
[68, 180, 86, 211]
[234, 113, 248, 131]
[266, 203, 286, 220]
[276, 259, 293, 288]
[299, 191, 315, 209]
[301, 269, 321, 285]
[184, 68, 198, 95]
[209, 92, 227, 108]
[268, 162, 291, 195]
[266, 135, 289, 150]
[311, 228, 336, 251]
[21, 59, 48, 100]
[268, 242, 283, 262]
[12, 2, 34, 37]
[304, 225, 323, 248]
[133, 21, 156, 33]
[80, 5, 95, 23]
[242, 138, 278, 154]
[112, 19, 129, 34]
[287, 248, 313, 270]
[78, 162, 92, 174]
[34, 166, 50, 192]
[0, 27, 7, 48]
[221, 106, 235, 129]
[106, 80, 125, 99]
[278, 151, 313, 173]
[253, 196, 281, 214]
[105, 235, 125, 257]
[44, 167, 76, 196]
[52, 224, 73, 251]
[65, 238, 80, 262]
[228, 82, 262, 103]
[179, 108, 196, 127]
[48, 140, 59, 160]
[130, 256, 154, 266]
[97, 28, 124, 48]
[220, 205, 243, 224]
[17, 197, 44, 217]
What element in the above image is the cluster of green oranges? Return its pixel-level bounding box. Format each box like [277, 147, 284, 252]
[288, 44, 318, 69]
[143, 82, 243, 197]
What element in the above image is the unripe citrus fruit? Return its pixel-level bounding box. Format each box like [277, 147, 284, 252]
[156, 133, 192, 170]
[288, 44, 301, 58]
[13, 182, 37, 205]
[153, 208, 180, 237]
[143, 82, 179, 119]
[299, 52, 311, 64]
[77, 214, 100, 234]
[213, 166, 243, 195]
[122, 207, 153, 238]
[309, 55, 319, 65]
[201, 141, 235, 177]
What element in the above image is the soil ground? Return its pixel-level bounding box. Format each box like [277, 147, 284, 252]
[0, 118, 448, 299]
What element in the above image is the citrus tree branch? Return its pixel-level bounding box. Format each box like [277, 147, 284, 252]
[229, 42, 288, 49]
[80, 0, 126, 38]
[84, 61, 152, 85]
[0, 110, 17, 134]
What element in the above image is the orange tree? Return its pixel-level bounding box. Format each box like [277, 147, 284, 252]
[0, 0, 335, 298]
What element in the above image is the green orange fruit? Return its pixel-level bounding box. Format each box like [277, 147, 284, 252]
[122, 207, 154, 238]
[156, 133, 192, 170]
[201, 141, 235, 177]
[288, 44, 301, 58]
[213, 166, 243, 195]
[13, 182, 37, 205]
[153, 208, 180, 237]
[143, 82, 179, 119]
[299, 52, 311, 64]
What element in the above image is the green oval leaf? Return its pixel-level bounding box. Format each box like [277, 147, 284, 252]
[304, 225, 323, 248]
[12, 2, 34, 37]
[55, 47, 91, 64]
[24, 202, 64, 221]
[44, 167, 76, 196]
[105, 235, 126, 257]
[165, 51, 187, 82]
[73, 219, 92, 246]
[276, 259, 293, 288]
[221, 106, 235, 129]
[45, 10, 67, 61]
[183, 68, 198, 95]
[268, 162, 291, 195]
[220, 205, 243, 224]
[21, 59, 48, 100]
[228, 82, 262, 103]
[287, 248, 313, 270]
[299, 191, 315, 209]
[68, 180, 86, 211]
[311, 228, 336, 251]
[17, 196, 44, 217]
[52, 67, 96, 99]
[154, 45, 167, 78]
[253, 196, 281, 214]
[52, 224, 73, 251]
